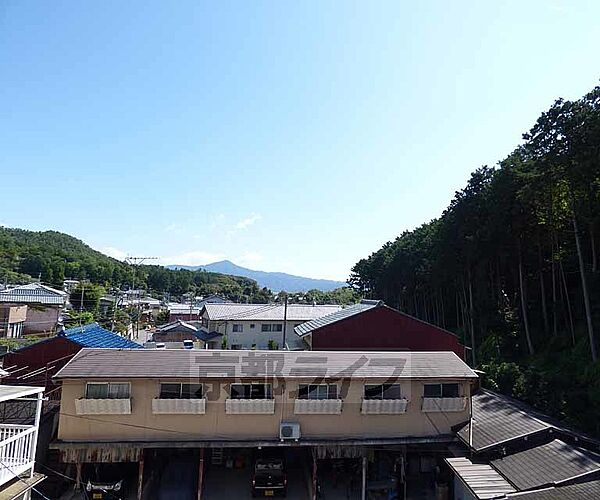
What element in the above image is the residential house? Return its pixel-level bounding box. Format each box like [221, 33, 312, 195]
[0, 283, 67, 335]
[295, 299, 466, 359]
[201, 303, 342, 350]
[168, 296, 230, 322]
[0, 304, 27, 338]
[52, 348, 477, 499]
[0, 323, 142, 393]
[62, 279, 80, 294]
[445, 388, 600, 499]
[167, 303, 203, 322]
[0, 384, 45, 498]
[152, 320, 222, 347]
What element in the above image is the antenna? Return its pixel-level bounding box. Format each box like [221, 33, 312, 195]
[124, 256, 158, 339]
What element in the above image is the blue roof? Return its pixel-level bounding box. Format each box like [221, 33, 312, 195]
[61, 323, 142, 349]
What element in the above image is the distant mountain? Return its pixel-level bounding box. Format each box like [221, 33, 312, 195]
[167, 260, 346, 292]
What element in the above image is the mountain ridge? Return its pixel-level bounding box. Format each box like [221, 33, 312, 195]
[167, 260, 345, 292]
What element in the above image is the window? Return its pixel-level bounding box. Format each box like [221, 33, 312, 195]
[85, 382, 130, 399]
[364, 384, 402, 400]
[232, 324, 244, 333]
[298, 384, 338, 400]
[261, 323, 282, 333]
[159, 383, 203, 399]
[423, 383, 460, 398]
[230, 383, 273, 400]
[250, 324, 255, 329]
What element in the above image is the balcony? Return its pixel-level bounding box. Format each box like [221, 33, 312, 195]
[421, 397, 467, 412]
[75, 398, 132, 415]
[361, 399, 409, 415]
[225, 399, 275, 415]
[294, 399, 343, 415]
[152, 398, 206, 415]
[0, 424, 36, 488]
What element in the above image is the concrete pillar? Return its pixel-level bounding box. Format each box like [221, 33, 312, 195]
[75, 461, 82, 491]
[361, 455, 367, 500]
[137, 452, 145, 500]
[197, 448, 205, 500]
[312, 448, 318, 500]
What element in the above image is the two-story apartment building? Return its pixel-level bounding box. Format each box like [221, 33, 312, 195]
[200, 303, 342, 350]
[53, 348, 477, 498]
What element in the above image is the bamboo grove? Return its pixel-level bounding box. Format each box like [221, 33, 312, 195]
[349, 86, 600, 435]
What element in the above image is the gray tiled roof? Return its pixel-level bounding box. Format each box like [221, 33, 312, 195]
[491, 439, 600, 491]
[456, 389, 551, 452]
[158, 320, 198, 333]
[294, 300, 380, 337]
[456, 389, 600, 452]
[445, 457, 516, 499]
[202, 303, 342, 321]
[0, 283, 67, 305]
[505, 480, 600, 499]
[54, 349, 478, 380]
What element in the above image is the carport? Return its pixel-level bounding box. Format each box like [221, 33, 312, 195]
[53, 436, 454, 500]
[203, 447, 311, 499]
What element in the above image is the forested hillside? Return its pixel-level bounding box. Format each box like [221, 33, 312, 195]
[350, 86, 600, 436]
[0, 228, 271, 302]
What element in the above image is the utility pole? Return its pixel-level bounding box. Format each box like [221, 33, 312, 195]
[79, 282, 85, 327]
[111, 292, 122, 332]
[125, 256, 158, 340]
[282, 294, 288, 350]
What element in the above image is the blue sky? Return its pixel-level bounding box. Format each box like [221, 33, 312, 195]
[1, 1, 599, 281]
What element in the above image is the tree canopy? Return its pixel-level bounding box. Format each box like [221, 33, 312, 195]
[349, 85, 600, 436]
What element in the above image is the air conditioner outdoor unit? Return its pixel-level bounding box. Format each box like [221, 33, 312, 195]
[280, 422, 301, 441]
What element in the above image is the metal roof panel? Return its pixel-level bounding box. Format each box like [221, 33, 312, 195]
[55, 349, 478, 380]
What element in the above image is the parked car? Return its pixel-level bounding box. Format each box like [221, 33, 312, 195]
[84, 464, 125, 500]
[251, 456, 287, 497]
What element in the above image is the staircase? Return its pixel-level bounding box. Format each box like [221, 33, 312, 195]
[211, 448, 224, 465]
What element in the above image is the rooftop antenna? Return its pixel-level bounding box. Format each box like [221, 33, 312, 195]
[125, 256, 158, 339]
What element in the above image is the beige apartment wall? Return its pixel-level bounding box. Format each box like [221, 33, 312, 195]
[58, 378, 471, 442]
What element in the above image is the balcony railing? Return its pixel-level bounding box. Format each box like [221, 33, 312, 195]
[294, 399, 343, 415]
[361, 399, 409, 415]
[421, 397, 467, 412]
[75, 398, 132, 415]
[152, 398, 206, 415]
[225, 399, 275, 415]
[0, 424, 36, 488]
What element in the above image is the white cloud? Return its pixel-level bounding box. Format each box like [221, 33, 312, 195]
[236, 252, 263, 267]
[159, 251, 225, 266]
[101, 247, 128, 261]
[235, 213, 262, 230]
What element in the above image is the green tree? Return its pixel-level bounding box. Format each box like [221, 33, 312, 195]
[70, 283, 105, 313]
